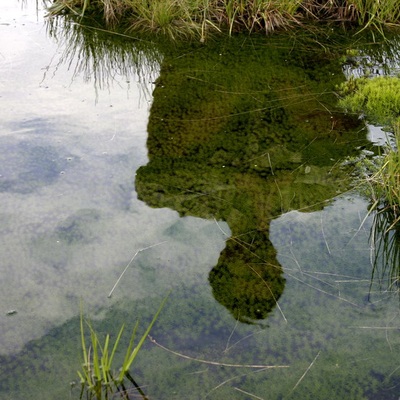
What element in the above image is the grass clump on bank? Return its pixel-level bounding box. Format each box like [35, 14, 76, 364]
[365, 122, 400, 226]
[338, 76, 400, 225]
[334, 58, 400, 289]
[358, 124, 400, 293]
[338, 76, 400, 127]
[45, 0, 400, 40]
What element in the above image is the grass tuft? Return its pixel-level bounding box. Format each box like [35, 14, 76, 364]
[349, 121, 400, 229]
[78, 295, 168, 399]
[369, 202, 400, 296]
[44, 0, 400, 40]
[366, 122, 400, 224]
[338, 74, 400, 228]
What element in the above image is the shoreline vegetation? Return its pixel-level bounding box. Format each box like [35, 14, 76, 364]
[45, 0, 400, 40]
[338, 77, 400, 225]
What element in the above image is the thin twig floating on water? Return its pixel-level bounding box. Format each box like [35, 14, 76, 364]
[320, 214, 331, 255]
[286, 350, 321, 398]
[267, 153, 274, 176]
[248, 264, 288, 323]
[148, 335, 289, 369]
[213, 217, 230, 237]
[347, 200, 379, 246]
[224, 316, 240, 353]
[286, 272, 361, 308]
[224, 330, 265, 353]
[108, 241, 168, 298]
[349, 326, 400, 330]
[234, 387, 265, 400]
[206, 368, 269, 398]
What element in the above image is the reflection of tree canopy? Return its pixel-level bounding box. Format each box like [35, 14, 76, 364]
[135, 35, 371, 323]
[40, 13, 400, 322]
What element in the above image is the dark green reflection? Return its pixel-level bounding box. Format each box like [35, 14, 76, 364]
[135, 34, 371, 323]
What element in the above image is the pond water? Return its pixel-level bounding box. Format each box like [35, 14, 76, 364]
[0, 1, 400, 399]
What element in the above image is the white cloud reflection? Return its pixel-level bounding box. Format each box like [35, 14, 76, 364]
[0, 1, 229, 355]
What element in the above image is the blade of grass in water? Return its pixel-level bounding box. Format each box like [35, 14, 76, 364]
[79, 293, 169, 398]
[118, 294, 169, 381]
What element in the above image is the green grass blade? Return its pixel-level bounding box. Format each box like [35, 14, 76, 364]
[86, 347, 94, 389]
[77, 370, 86, 385]
[90, 329, 102, 382]
[79, 306, 88, 367]
[81, 0, 90, 17]
[122, 295, 169, 376]
[108, 323, 125, 369]
[118, 321, 139, 382]
[101, 333, 110, 384]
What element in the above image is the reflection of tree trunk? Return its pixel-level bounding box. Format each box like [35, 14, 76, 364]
[209, 232, 285, 323]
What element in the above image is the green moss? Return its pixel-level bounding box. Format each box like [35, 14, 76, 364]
[338, 76, 400, 127]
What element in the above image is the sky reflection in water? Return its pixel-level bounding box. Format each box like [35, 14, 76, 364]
[0, 1, 228, 357]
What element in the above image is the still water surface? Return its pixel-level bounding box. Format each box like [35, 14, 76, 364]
[0, 1, 400, 399]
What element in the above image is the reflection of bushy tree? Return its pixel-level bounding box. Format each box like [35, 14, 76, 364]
[136, 35, 370, 324]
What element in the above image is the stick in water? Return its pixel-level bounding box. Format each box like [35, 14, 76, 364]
[108, 241, 168, 298]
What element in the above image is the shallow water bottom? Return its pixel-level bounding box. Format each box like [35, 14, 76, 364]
[1, 194, 399, 400]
